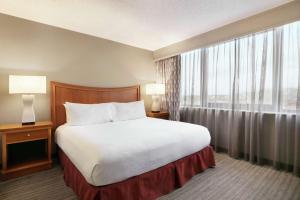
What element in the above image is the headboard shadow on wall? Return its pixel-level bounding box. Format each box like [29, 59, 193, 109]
[51, 81, 140, 129]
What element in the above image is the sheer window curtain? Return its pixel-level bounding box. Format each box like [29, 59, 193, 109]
[180, 21, 300, 176]
[156, 55, 181, 121]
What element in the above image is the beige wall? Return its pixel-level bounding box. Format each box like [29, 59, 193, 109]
[154, 0, 300, 60]
[0, 13, 156, 125]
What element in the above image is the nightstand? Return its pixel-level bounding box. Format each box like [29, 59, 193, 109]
[146, 111, 169, 120]
[0, 121, 52, 180]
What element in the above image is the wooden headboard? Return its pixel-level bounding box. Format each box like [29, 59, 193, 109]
[51, 81, 140, 129]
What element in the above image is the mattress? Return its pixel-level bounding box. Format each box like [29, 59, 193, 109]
[55, 117, 211, 186]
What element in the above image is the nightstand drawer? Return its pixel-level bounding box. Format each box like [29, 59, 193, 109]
[146, 112, 169, 119]
[6, 130, 48, 144]
[154, 114, 169, 119]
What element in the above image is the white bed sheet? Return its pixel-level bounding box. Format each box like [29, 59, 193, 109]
[55, 117, 211, 186]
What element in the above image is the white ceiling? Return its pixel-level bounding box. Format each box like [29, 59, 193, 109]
[0, 0, 292, 50]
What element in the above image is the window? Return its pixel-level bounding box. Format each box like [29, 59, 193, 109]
[180, 20, 300, 113]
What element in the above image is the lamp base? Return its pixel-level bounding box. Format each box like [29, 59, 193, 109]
[151, 95, 161, 113]
[22, 94, 36, 125]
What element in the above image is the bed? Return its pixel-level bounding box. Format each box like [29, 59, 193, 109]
[51, 81, 215, 200]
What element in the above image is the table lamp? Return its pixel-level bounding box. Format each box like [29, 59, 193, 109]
[146, 83, 165, 113]
[9, 75, 46, 125]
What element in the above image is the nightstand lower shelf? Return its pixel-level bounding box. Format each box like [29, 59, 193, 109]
[1, 159, 52, 180]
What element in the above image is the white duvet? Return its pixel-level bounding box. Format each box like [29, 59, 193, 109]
[55, 117, 211, 186]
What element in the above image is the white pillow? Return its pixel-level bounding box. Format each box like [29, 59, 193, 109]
[112, 101, 146, 121]
[64, 102, 113, 126]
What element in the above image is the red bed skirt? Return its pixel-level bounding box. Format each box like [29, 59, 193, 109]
[58, 146, 215, 200]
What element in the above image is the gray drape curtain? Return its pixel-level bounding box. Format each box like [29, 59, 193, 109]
[156, 55, 181, 121]
[180, 21, 300, 176]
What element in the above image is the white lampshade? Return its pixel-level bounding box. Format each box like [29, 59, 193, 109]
[9, 75, 46, 94]
[146, 83, 165, 95]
